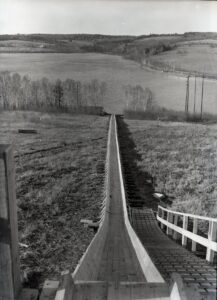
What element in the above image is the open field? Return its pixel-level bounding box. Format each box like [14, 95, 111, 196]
[0, 53, 217, 114]
[126, 119, 217, 218]
[0, 111, 108, 288]
[148, 41, 217, 77]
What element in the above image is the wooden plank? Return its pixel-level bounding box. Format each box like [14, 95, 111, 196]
[206, 221, 217, 263]
[40, 280, 59, 300]
[158, 205, 217, 222]
[192, 218, 198, 252]
[18, 129, 38, 134]
[157, 216, 217, 252]
[173, 215, 178, 240]
[0, 145, 21, 299]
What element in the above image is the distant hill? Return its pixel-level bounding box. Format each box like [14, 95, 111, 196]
[0, 32, 217, 63]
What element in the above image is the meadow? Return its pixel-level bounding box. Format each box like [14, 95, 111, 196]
[0, 53, 217, 115]
[0, 111, 108, 287]
[148, 41, 217, 77]
[126, 119, 217, 218]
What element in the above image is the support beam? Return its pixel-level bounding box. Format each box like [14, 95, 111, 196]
[182, 216, 188, 247]
[192, 218, 198, 252]
[206, 220, 217, 263]
[173, 215, 178, 240]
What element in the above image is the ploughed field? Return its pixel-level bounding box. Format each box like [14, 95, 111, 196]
[126, 119, 217, 218]
[0, 111, 108, 288]
[0, 53, 217, 114]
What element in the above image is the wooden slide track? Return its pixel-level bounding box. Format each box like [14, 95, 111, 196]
[40, 115, 216, 300]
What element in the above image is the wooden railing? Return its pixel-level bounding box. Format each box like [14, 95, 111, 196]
[157, 205, 217, 263]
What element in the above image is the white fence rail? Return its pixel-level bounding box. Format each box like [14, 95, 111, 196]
[157, 205, 217, 263]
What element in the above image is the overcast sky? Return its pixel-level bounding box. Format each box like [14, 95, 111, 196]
[0, 1, 217, 35]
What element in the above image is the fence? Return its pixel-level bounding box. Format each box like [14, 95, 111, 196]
[157, 205, 217, 263]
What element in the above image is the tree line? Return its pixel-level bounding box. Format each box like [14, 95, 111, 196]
[0, 72, 107, 111]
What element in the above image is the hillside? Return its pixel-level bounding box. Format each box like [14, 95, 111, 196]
[1, 32, 217, 59]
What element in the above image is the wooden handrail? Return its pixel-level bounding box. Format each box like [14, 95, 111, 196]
[158, 205, 217, 222]
[157, 206, 217, 263]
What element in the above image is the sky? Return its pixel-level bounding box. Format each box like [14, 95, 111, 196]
[0, 1, 217, 35]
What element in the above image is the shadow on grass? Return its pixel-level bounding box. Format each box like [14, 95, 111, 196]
[117, 116, 169, 212]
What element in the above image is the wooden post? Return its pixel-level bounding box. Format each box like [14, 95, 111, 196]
[192, 218, 198, 252]
[173, 214, 178, 240]
[200, 75, 204, 120]
[166, 212, 173, 236]
[185, 76, 190, 118]
[193, 76, 197, 115]
[161, 209, 165, 230]
[0, 145, 21, 299]
[182, 216, 188, 247]
[206, 220, 217, 263]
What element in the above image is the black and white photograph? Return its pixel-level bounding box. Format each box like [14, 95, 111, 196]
[0, 1, 217, 299]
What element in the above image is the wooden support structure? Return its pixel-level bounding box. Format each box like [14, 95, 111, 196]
[185, 75, 190, 118]
[182, 216, 188, 247]
[166, 212, 173, 236]
[206, 220, 217, 263]
[0, 145, 21, 299]
[200, 74, 204, 120]
[193, 76, 197, 115]
[157, 206, 217, 263]
[173, 215, 178, 240]
[192, 218, 198, 252]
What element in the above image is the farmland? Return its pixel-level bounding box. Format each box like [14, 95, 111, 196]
[0, 53, 217, 115]
[148, 41, 217, 77]
[126, 119, 217, 218]
[0, 111, 108, 287]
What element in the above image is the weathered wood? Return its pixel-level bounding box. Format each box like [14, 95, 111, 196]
[192, 218, 198, 252]
[161, 210, 165, 230]
[157, 205, 217, 263]
[166, 212, 173, 236]
[0, 145, 21, 299]
[39, 280, 59, 300]
[206, 220, 217, 263]
[173, 215, 178, 240]
[18, 129, 37, 134]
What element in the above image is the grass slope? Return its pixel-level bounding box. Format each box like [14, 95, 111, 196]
[0, 111, 108, 288]
[148, 41, 217, 77]
[126, 119, 217, 218]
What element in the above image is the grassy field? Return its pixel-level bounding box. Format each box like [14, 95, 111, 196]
[0, 53, 217, 115]
[0, 111, 108, 288]
[126, 119, 217, 218]
[148, 41, 217, 77]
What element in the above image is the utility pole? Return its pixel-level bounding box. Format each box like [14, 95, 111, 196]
[193, 76, 197, 115]
[185, 75, 190, 119]
[200, 74, 205, 120]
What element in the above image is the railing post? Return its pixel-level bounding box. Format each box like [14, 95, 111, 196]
[192, 218, 198, 252]
[161, 208, 165, 230]
[166, 212, 173, 236]
[182, 216, 188, 247]
[173, 214, 178, 240]
[206, 220, 217, 263]
[0, 145, 21, 299]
